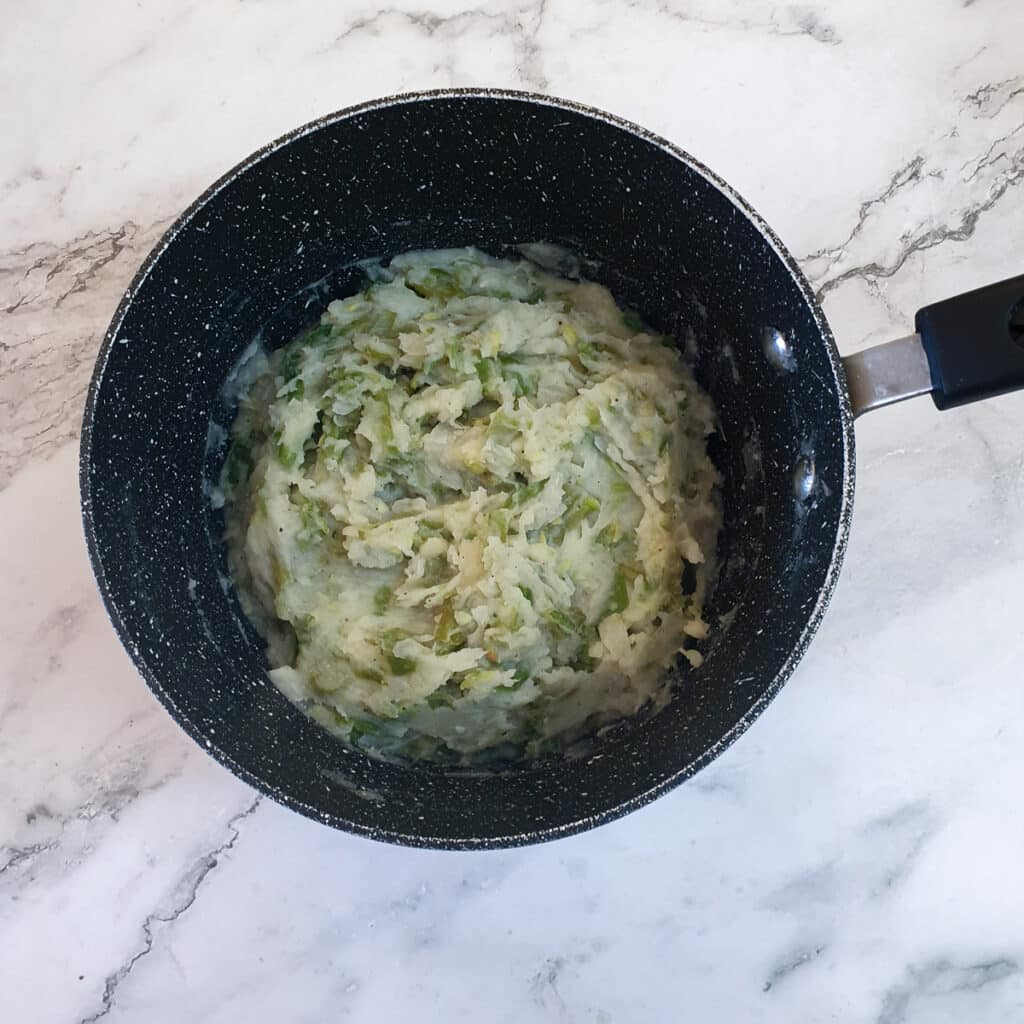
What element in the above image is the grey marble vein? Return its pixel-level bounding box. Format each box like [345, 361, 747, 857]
[862, 799, 939, 896]
[808, 108, 1024, 300]
[816, 172, 1022, 300]
[324, 1, 550, 89]
[529, 951, 594, 1016]
[621, 0, 841, 46]
[328, 7, 506, 46]
[77, 797, 261, 1024]
[0, 754, 176, 888]
[805, 157, 935, 282]
[764, 799, 941, 915]
[877, 958, 1020, 1024]
[0, 839, 60, 876]
[0, 219, 167, 490]
[762, 944, 828, 993]
[965, 75, 1024, 116]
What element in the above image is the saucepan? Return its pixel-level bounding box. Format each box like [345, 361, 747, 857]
[80, 89, 1024, 847]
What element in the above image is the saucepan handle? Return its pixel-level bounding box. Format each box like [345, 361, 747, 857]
[842, 272, 1024, 417]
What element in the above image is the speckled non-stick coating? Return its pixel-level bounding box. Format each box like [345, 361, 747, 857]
[80, 90, 855, 849]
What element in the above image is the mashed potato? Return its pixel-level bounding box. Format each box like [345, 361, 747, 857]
[221, 248, 719, 760]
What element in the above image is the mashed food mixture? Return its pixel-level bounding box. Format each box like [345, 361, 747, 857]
[221, 248, 720, 759]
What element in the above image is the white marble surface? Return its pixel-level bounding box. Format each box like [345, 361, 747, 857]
[3, 1, 1024, 1020]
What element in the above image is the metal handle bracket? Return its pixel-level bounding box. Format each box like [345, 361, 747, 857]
[841, 334, 934, 418]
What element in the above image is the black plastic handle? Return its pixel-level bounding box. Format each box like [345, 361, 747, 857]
[916, 273, 1024, 410]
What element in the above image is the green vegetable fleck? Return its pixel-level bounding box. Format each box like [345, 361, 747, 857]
[279, 346, 304, 382]
[222, 440, 252, 489]
[408, 267, 460, 300]
[348, 719, 380, 743]
[545, 608, 578, 637]
[434, 602, 466, 655]
[275, 442, 297, 468]
[621, 309, 645, 333]
[293, 614, 315, 645]
[605, 570, 630, 617]
[297, 499, 330, 547]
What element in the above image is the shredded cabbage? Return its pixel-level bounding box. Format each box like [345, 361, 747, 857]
[221, 248, 720, 760]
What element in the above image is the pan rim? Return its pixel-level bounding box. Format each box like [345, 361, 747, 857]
[80, 87, 856, 849]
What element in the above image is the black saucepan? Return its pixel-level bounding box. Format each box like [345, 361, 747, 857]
[81, 90, 1024, 848]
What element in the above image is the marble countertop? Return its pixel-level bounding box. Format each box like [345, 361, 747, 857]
[3, 2, 1024, 1020]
